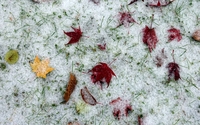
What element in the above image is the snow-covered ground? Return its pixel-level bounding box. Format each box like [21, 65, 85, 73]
[0, 0, 200, 124]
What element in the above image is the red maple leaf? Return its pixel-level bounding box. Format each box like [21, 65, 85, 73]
[128, 0, 144, 5]
[168, 27, 182, 42]
[117, 12, 138, 27]
[167, 50, 180, 81]
[98, 43, 106, 51]
[148, 0, 174, 8]
[63, 26, 82, 45]
[109, 97, 132, 120]
[142, 14, 158, 52]
[89, 62, 116, 88]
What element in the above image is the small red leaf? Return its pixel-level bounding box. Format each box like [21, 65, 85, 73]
[167, 50, 181, 81]
[98, 43, 106, 51]
[142, 26, 158, 52]
[109, 97, 132, 120]
[168, 27, 182, 42]
[142, 14, 158, 52]
[90, 62, 116, 88]
[81, 86, 98, 105]
[148, 0, 174, 7]
[64, 26, 82, 45]
[118, 12, 138, 27]
[167, 62, 180, 81]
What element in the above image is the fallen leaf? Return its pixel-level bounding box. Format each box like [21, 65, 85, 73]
[109, 97, 132, 120]
[147, 0, 174, 8]
[89, 62, 116, 88]
[62, 73, 77, 103]
[167, 50, 180, 81]
[192, 29, 200, 42]
[117, 12, 138, 27]
[128, 0, 144, 5]
[81, 86, 98, 105]
[154, 48, 167, 67]
[64, 26, 82, 45]
[142, 15, 158, 52]
[90, 0, 100, 4]
[4, 50, 19, 64]
[30, 56, 54, 78]
[168, 27, 182, 42]
[98, 43, 106, 51]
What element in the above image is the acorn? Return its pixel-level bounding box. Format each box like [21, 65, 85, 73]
[192, 29, 200, 42]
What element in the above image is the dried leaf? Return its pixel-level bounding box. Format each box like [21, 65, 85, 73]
[117, 12, 138, 27]
[167, 51, 180, 81]
[98, 43, 106, 51]
[81, 86, 98, 105]
[30, 56, 54, 78]
[90, 0, 100, 4]
[128, 0, 144, 5]
[192, 29, 200, 42]
[64, 26, 82, 45]
[109, 97, 132, 120]
[4, 50, 19, 64]
[90, 62, 116, 88]
[142, 15, 158, 52]
[168, 27, 182, 42]
[62, 73, 77, 103]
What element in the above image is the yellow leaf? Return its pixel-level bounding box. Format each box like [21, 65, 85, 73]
[30, 56, 54, 78]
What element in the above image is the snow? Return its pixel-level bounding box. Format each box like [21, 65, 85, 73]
[0, 0, 200, 125]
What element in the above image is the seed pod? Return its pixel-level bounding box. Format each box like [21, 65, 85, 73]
[62, 73, 77, 103]
[192, 29, 200, 42]
[4, 50, 19, 64]
[81, 86, 98, 105]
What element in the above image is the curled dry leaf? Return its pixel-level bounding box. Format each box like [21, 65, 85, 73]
[30, 56, 54, 78]
[142, 14, 158, 52]
[168, 27, 182, 42]
[62, 73, 77, 103]
[64, 26, 82, 45]
[109, 97, 132, 120]
[81, 86, 98, 105]
[192, 29, 200, 42]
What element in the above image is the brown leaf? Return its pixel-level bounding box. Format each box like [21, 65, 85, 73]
[81, 86, 98, 105]
[62, 73, 77, 103]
